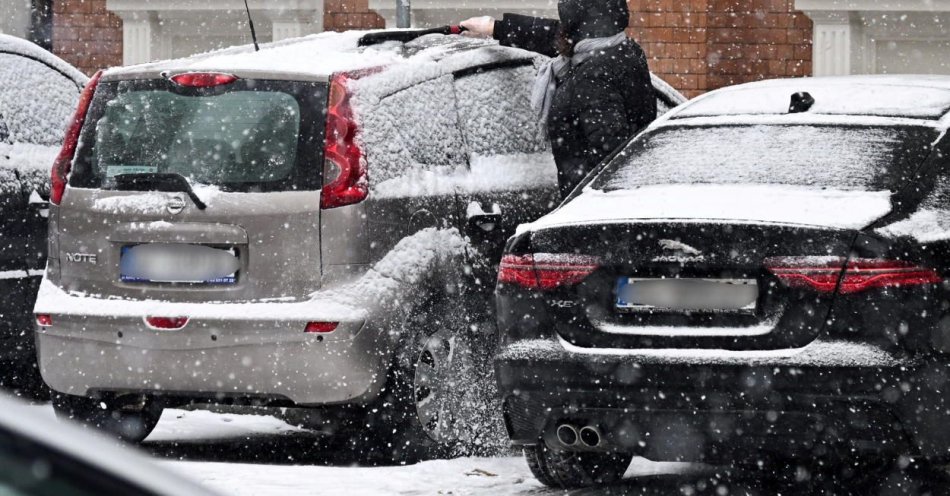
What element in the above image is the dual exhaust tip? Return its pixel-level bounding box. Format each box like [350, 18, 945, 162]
[556, 423, 602, 448]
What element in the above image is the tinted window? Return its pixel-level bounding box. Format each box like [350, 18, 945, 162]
[592, 125, 936, 192]
[71, 79, 325, 193]
[454, 64, 547, 156]
[0, 53, 80, 146]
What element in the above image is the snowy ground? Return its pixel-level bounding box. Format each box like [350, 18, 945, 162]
[26, 404, 948, 495]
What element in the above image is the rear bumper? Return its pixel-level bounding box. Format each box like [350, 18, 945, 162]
[495, 337, 950, 460]
[34, 279, 386, 406]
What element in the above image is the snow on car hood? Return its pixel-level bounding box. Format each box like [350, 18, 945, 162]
[520, 184, 892, 233]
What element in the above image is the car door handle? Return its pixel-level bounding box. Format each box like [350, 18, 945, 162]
[466, 202, 502, 232]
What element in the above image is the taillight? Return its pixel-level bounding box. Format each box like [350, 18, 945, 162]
[51, 69, 102, 205]
[498, 253, 600, 291]
[169, 72, 238, 88]
[144, 316, 189, 330]
[765, 257, 942, 294]
[35, 314, 52, 327]
[321, 72, 367, 210]
[305, 322, 339, 334]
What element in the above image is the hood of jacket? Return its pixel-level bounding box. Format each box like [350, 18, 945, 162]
[558, 0, 629, 41]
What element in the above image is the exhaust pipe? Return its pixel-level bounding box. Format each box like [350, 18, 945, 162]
[579, 425, 602, 448]
[556, 424, 579, 446]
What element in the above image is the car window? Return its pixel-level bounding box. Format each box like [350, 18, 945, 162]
[0, 53, 80, 146]
[591, 125, 937, 192]
[70, 79, 325, 193]
[360, 75, 466, 187]
[0, 428, 149, 496]
[453, 64, 547, 157]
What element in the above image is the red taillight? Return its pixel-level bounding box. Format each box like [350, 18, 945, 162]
[765, 257, 942, 294]
[51, 69, 102, 205]
[321, 72, 367, 210]
[169, 72, 238, 88]
[144, 316, 189, 330]
[35, 314, 52, 327]
[498, 253, 600, 291]
[305, 322, 339, 334]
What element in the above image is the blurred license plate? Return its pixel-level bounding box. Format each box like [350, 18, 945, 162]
[120, 244, 238, 285]
[616, 278, 757, 312]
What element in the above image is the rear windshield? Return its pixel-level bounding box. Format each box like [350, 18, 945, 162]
[70, 78, 326, 192]
[591, 125, 936, 192]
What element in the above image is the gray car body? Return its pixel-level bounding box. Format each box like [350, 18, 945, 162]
[35, 31, 685, 408]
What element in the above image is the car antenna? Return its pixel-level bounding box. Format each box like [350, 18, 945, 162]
[242, 0, 260, 51]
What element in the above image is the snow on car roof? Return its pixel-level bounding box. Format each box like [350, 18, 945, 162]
[103, 30, 533, 82]
[0, 33, 87, 87]
[670, 75, 950, 121]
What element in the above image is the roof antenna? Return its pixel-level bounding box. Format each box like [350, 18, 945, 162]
[242, 0, 260, 52]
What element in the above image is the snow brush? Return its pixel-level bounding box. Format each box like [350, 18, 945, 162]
[358, 25, 468, 47]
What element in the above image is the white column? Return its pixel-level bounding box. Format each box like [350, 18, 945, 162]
[120, 12, 159, 65]
[806, 11, 853, 76]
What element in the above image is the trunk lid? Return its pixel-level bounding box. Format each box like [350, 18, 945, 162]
[53, 76, 327, 302]
[529, 220, 857, 350]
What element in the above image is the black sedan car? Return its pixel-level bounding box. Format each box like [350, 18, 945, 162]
[0, 34, 86, 397]
[495, 75, 950, 488]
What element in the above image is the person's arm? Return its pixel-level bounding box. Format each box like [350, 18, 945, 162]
[493, 14, 560, 58]
[461, 14, 560, 58]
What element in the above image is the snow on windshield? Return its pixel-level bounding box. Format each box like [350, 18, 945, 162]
[591, 125, 933, 192]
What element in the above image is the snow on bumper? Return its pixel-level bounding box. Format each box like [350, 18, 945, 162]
[34, 278, 381, 405]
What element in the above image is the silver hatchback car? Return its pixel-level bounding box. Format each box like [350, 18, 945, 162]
[34, 30, 685, 459]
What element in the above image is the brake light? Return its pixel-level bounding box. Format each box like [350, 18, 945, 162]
[498, 253, 600, 291]
[51, 70, 102, 205]
[144, 316, 189, 330]
[305, 322, 339, 334]
[321, 72, 367, 210]
[169, 72, 238, 88]
[35, 314, 52, 327]
[765, 257, 942, 294]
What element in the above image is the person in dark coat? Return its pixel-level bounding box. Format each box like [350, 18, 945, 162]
[462, 0, 657, 198]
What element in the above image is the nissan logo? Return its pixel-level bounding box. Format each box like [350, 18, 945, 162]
[167, 195, 186, 215]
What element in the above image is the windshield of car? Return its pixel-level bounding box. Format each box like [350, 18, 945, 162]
[70, 79, 325, 192]
[590, 125, 937, 192]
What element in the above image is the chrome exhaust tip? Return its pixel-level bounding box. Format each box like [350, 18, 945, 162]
[556, 424, 580, 446]
[579, 425, 602, 448]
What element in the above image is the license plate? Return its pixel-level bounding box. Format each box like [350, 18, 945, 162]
[615, 278, 757, 312]
[120, 244, 239, 285]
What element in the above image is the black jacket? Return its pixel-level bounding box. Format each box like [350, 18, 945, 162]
[494, 13, 657, 197]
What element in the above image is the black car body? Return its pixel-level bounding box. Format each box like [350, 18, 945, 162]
[495, 75, 950, 487]
[0, 35, 85, 394]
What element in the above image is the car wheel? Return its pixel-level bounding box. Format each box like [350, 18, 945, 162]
[52, 393, 162, 444]
[524, 444, 633, 488]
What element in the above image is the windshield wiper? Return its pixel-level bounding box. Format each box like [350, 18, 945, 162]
[113, 173, 208, 210]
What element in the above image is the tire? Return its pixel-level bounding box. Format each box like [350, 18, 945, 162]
[343, 302, 500, 463]
[52, 393, 162, 444]
[523, 444, 634, 489]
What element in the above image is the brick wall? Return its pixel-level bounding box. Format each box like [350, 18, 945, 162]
[628, 0, 812, 99]
[52, 0, 122, 76]
[325, 0, 385, 32]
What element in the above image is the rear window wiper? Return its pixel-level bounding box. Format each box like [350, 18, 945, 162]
[113, 173, 208, 210]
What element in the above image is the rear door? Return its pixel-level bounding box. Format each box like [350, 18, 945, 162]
[58, 76, 326, 302]
[451, 62, 560, 291]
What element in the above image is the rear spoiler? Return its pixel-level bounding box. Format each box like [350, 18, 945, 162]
[358, 25, 467, 46]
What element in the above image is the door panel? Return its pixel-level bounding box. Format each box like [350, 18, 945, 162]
[451, 64, 561, 289]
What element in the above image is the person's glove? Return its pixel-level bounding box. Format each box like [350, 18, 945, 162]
[460, 16, 495, 38]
